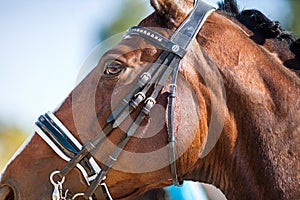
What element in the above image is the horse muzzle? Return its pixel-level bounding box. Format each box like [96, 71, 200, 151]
[0, 184, 16, 200]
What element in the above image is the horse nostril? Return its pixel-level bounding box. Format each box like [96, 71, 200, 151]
[0, 185, 15, 200]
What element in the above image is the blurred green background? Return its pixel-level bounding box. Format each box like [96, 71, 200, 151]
[0, 0, 299, 171]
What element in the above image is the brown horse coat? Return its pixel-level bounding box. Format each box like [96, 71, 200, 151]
[1, 0, 299, 199]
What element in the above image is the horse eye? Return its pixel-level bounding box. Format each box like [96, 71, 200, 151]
[104, 61, 125, 76]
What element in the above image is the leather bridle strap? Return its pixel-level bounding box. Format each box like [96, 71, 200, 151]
[167, 0, 215, 185]
[35, 0, 214, 199]
[84, 51, 182, 198]
[86, 1, 215, 194]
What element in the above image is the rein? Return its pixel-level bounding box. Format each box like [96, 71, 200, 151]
[35, 1, 214, 199]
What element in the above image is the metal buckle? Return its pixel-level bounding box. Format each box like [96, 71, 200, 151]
[142, 97, 156, 115]
[130, 92, 146, 109]
[138, 72, 151, 86]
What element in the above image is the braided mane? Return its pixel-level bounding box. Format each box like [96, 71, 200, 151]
[218, 0, 300, 70]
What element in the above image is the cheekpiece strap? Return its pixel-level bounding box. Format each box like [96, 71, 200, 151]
[125, 0, 215, 188]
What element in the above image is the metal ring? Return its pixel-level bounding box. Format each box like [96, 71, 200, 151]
[72, 193, 92, 200]
[50, 170, 65, 186]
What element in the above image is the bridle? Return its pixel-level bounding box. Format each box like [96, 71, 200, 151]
[35, 1, 214, 199]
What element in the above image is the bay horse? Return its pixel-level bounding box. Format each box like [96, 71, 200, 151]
[1, 0, 299, 199]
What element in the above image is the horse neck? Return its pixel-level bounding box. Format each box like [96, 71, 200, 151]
[186, 12, 300, 199]
[260, 38, 300, 77]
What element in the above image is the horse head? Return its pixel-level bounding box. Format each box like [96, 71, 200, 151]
[1, 0, 299, 199]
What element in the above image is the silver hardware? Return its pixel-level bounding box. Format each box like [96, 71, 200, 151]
[169, 83, 177, 98]
[109, 155, 117, 161]
[50, 171, 65, 186]
[52, 184, 60, 200]
[139, 72, 151, 86]
[142, 97, 156, 115]
[60, 189, 69, 200]
[172, 45, 180, 53]
[131, 92, 146, 109]
[72, 193, 92, 200]
[50, 171, 66, 200]
[169, 83, 177, 90]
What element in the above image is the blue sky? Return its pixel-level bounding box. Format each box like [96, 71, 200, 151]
[0, 0, 291, 130]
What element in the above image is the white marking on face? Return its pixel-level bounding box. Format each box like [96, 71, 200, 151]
[0, 132, 35, 181]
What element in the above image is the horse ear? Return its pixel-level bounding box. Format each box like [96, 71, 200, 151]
[150, 0, 195, 27]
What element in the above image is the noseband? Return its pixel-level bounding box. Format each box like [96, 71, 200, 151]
[35, 1, 214, 199]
